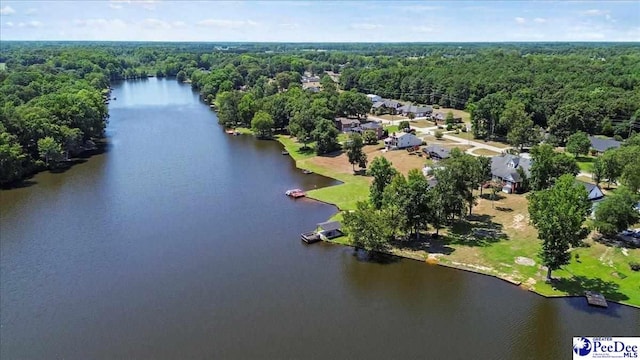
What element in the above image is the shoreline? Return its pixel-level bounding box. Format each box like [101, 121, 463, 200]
[274, 134, 640, 310]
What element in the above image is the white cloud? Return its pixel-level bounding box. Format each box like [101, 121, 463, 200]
[581, 9, 609, 16]
[411, 26, 434, 33]
[172, 21, 186, 28]
[533, 18, 546, 23]
[515, 17, 526, 24]
[0, 5, 16, 15]
[6, 21, 14, 27]
[74, 18, 127, 29]
[141, 18, 170, 29]
[109, 0, 158, 11]
[26, 8, 38, 15]
[109, 3, 123, 9]
[350, 23, 382, 30]
[196, 19, 257, 29]
[18, 21, 43, 28]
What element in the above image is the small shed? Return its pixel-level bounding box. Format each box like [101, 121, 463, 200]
[317, 221, 343, 239]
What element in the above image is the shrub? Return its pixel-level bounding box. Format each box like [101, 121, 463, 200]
[461, 126, 468, 133]
[590, 148, 598, 156]
[630, 262, 640, 272]
[614, 134, 623, 141]
[433, 105, 440, 109]
[446, 124, 453, 131]
[434, 130, 444, 139]
[455, 129, 460, 134]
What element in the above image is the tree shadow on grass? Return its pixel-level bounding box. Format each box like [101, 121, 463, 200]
[319, 149, 344, 158]
[551, 275, 629, 302]
[446, 215, 508, 247]
[391, 233, 455, 255]
[480, 193, 506, 201]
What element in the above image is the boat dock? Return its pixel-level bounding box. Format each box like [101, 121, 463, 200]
[585, 291, 608, 308]
[300, 221, 343, 244]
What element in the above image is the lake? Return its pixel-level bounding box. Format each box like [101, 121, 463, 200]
[1, 78, 637, 359]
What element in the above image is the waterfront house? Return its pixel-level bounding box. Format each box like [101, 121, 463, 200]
[589, 136, 621, 155]
[490, 154, 531, 193]
[384, 132, 422, 150]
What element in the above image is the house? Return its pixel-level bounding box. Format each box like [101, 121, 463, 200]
[384, 132, 422, 150]
[359, 121, 384, 139]
[589, 136, 621, 154]
[576, 180, 605, 201]
[371, 99, 402, 113]
[432, 112, 462, 123]
[366, 94, 382, 103]
[491, 154, 532, 193]
[576, 180, 605, 218]
[423, 145, 451, 160]
[399, 104, 433, 117]
[335, 118, 361, 132]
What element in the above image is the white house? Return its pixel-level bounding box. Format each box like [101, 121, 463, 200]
[367, 94, 382, 103]
[384, 132, 422, 150]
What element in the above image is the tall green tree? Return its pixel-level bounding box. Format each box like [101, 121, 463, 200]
[530, 144, 579, 191]
[621, 162, 640, 193]
[37, 136, 63, 167]
[565, 131, 591, 157]
[343, 201, 391, 253]
[311, 119, 340, 155]
[528, 174, 590, 280]
[368, 156, 398, 209]
[600, 149, 622, 188]
[251, 111, 274, 139]
[594, 187, 639, 237]
[345, 132, 367, 171]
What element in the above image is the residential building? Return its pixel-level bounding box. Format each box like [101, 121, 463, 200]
[491, 154, 532, 193]
[384, 132, 422, 150]
[589, 136, 621, 154]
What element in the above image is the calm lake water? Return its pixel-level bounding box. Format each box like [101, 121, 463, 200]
[1, 78, 637, 359]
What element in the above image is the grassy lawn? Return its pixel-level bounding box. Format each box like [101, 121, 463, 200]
[410, 119, 435, 128]
[276, 135, 316, 161]
[472, 148, 501, 156]
[445, 132, 511, 149]
[575, 155, 595, 173]
[384, 125, 399, 134]
[377, 114, 408, 121]
[276, 136, 640, 306]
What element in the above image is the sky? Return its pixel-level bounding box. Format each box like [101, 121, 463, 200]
[0, 0, 639, 42]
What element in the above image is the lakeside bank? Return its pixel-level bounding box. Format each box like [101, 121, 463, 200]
[272, 134, 640, 308]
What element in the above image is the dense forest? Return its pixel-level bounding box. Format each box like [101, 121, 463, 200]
[1, 42, 639, 185]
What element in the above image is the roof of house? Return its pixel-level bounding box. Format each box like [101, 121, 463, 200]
[336, 118, 361, 125]
[360, 121, 382, 130]
[575, 180, 604, 199]
[372, 99, 401, 108]
[318, 221, 341, 232]
[491, 154, 531, 183]
[423, 145, 451, 158]
[589, 136, 621, 152]
[399, 104, 433, 114]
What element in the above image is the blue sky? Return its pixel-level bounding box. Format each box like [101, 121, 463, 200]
[0, 1, 638, 42]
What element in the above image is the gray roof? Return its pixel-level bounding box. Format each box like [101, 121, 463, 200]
[491, 154, 531, 183]
[360, 122, 382, 130]
[589, 136, 621, 152]
[336, 118, 361, 126]
[372, 99, 401, 109]
[575, 180, 604, 199]
[318, 221, 341, 232]
[423, 145, 451, 159]
[399, 104, 433, 114]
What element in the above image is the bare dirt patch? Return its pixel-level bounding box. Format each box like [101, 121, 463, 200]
[307, 144, 428, 177]
[515, 256, 536, 266]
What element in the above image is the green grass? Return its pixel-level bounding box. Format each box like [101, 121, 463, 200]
[385, 125, 399, 134]
[276, 135, 316, 161]
[234, 127, 254, 135]
[575, 155, 595, 173]
[275, 135, 640, 306]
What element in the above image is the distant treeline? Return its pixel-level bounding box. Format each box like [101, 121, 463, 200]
[1, 42, 639, 185]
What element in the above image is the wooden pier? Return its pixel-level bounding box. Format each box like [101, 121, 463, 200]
[585, 291, 608, 308]
[301, 231, 321, 244]
[300, 221, 343, 244]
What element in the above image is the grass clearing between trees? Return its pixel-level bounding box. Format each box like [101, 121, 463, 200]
[276, 135, 640, 307]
